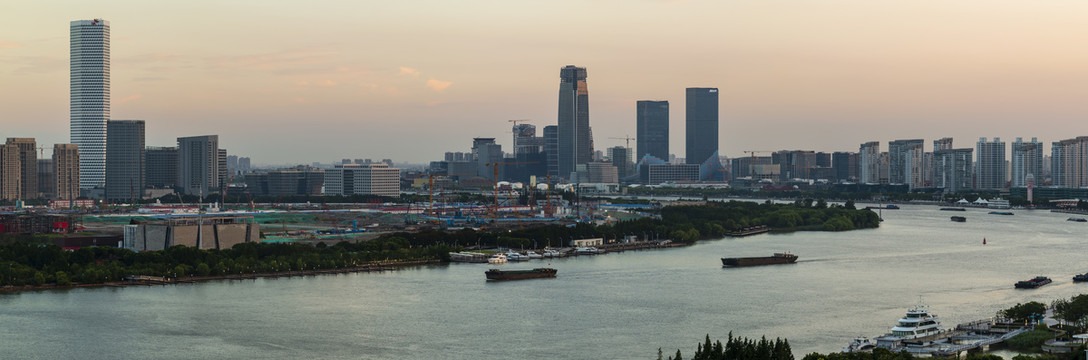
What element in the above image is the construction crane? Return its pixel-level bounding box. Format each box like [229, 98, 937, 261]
[484, 161, 539, 218]
[609, 135, 636, 149]
[743, 151, 776, 181]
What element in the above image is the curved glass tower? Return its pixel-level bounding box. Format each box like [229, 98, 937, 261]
[70, 19, 110, 189]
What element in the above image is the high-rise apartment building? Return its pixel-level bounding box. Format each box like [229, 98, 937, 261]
[105, 120, 145, 202]
[544, 125, 559, 178]
[1051, 137, 1088, 188]
[0, 145, 20, 200]
[976, 137, 1006, 190]
[933, 148, 973, 193]
[38, 159, 55, 199]
[1011, 137, 1043, 188]
[859, 141, 881, 184]
[6, 138, 38, 199]
[70, 19, 110, 189]
[685, 88, 718, 165]
[177, 135, 220, 196]
[934, 137, 953, 152]
[472, 138, 502, 181]
[636, 100, 669, 161]
[146, 146, 178, 188]
[608, 146, 632, 179]
[53, 144, 81, 200]
[557, 65, 591, 178]
[888, 139, 924, 189]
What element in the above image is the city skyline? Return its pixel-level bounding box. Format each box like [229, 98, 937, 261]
[7, 2, 1088, 164]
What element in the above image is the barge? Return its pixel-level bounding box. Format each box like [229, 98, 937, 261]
[950, 216, 966, 223]
[1015, 276, 1052, 289]
[485, 268, 557, 281]
[721, 252, 798, 267]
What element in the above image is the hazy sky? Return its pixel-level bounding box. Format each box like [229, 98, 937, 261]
[5, 1, 1088, 165]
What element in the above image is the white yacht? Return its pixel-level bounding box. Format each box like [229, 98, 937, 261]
[504, 251, 530, 261]
[526, 251, 544, 259]
[542, 249, 561, 258]
[487, 254, 507, 264]
[842, 337, 875, 353]
[576, 247, 603, 255]
[872, 303, 945, 349]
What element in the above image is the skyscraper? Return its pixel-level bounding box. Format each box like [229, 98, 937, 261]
[70, 19, 110, 189]
[636, 100, 669, 161]
[105, 120, 145, 202]
[0, 145, 20, 200]
[177, 135, 219, 196]
[543, 125, 559, 178]
[557, 65, 591, 178]
[146, 146, 178, 188]
[1051, 137, 1088, 188]
[685, 88, 718, 165]
[1011, 137, 1043, 188]
[976, 137, 1006, 190]
[934, 148, 973, 193]
[53, 144, 81, 200]
[888, 139, 924, 189]
[859, 141, 880, 184]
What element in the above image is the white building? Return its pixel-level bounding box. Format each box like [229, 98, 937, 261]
[324, 163, 400, 197]
[71, 19, 110, 189]
[859, 141, 880, 184]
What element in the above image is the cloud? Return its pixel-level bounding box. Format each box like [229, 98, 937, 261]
[317, 79, 337, 87]
[0, 41, 22, 49]
[426, 78, 452, 92]
[115, 94, 142, 104]
[399, 67, 420, 77]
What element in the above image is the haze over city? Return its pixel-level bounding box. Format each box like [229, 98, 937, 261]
[6, 1, 1088, 164]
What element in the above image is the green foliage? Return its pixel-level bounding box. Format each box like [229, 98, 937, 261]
[670, 333, 793, 360]
[964, 354, 1005, 360]
[1053, 294, 1088, 329]
[801, 347, 912, 360]
[998, 301, 1047, 323]
[1006, 327, 1056, 351]
[1011, 354, 1062, 360]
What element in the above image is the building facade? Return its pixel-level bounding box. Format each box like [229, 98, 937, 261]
[646, 164, 700, 185]
[53, 144, 81, 200]
[177, 135, 220, 196]
[1011, 137, 1043, 188]
[685, 88, 718, 165]
[105, 120, 145, 202]
[975, 137, 1006, 190]
[636, 100, 669, 161]
[146, 146, 178, 189]
[859, 141, 880, 184]
[6, 138, 38, 199]
[933, 148, 973, 193]
[557, 65, 591, 179]
[70, 19, 110, 189]
[1051, 137, 1088, 188]
[324, 163, 400, 197]
[831, 152, 857, 183]
[0, 145, 20, 200]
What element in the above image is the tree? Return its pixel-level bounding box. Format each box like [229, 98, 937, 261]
[998, 302, 1047, 323]
[844, 200, 856, 210]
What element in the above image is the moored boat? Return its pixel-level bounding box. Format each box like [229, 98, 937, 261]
[940, 207, 967, 211]
[989, 211, 1014, 215]
[869, 302, 945, 350]
[842, 337, 876, 353]
[721, 252, 798, 267]
[541, 249, 561, 258]
[487, 253, 507, 264]
[526, 251, 543, 259]
[576, 247, 603, 255]
[504, 251, 529, 261]
[1068, 217, 1088, 223]
[1074, 273, 1088, 282]
[950, 216, 966, 223]
[485, 268, 557, 281]
[1015, 276, 1052, 289]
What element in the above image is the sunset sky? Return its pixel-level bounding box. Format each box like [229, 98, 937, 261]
[5, 1, 1088, 165]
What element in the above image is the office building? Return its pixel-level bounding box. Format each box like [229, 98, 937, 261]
[218, 149, 228, 189]
[543, 125, 559, 178]
[831, 152, 857, 183]
[580, 162, 618, 184]
[608, 146, 632, 179]
[976, 137, 1006, 190]
[146, 147, 178, 189]
[685, 88, 718, 165]
[70, 19, 110, 189]
[1011, 137, 1043, 188]
[6, 138, 37, 199]
[645, 164, 700, 185]
[324, 163, 400, 197]
[888, 139, 924, 189]
[53, 144, 81, 200]
[933, 148, 973, 193]
[38, 159, 55, 199]
[636, 100, 669, 161]
[557, 65, 591, 178]
[472, 138, 503, 181]
[512, 123, 544, 156]
[105, 120, 145, 202]
[177, 135, 220, 196]
[859, 141, 880, 184]
[246, 166, 324, 196]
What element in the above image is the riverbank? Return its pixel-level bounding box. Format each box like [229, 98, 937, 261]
[0, 259, 439, 292]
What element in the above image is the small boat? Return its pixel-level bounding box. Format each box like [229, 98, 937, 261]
[842, 337, 876, 353]
[541, 249, 561, 258]
[576, 247, 603, 255]
[504, 251, 530, 261]
[1074, 273, 1088, 282]
[1069, 218, 1088, 223]
[866, 205, 899, 210]
[487, 254, 507, 264]
[485, 268, 557, 281]
[940, 207, 967, 212]
[950, 216, 966, 223]
[722, 252, 798, 267]
[989, 211, 1014, 216]
[1015, 276, 1052, 289]
[526, 251, 544, 259]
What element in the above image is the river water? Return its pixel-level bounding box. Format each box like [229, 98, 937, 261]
[2, 205, 1086, 359]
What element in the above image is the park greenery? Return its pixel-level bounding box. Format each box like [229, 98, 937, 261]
[1006, 325, 1058, 352]
[999, 302, 1049, 323]
[1053, 294, 1088, 329]
[662, 334, 793, 360]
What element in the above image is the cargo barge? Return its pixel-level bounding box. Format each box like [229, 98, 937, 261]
[1015, 276, 1051, 289]
[950, 216, 966, 222]
[485, 268, 557, 281]
[721, 252, 798, 267]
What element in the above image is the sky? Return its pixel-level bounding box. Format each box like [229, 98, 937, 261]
[4, 0, 1088, 166]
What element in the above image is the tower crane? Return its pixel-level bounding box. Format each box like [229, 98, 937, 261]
[743, 150, 777, 181]
[609, 135, 636, 149]
[484, 161, 539, 218]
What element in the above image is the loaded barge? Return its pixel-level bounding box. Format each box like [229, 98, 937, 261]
[485, 268, 557, 281]
[721, 252, 798, 267]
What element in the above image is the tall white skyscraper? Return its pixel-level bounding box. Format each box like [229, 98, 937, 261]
[70, 19, 110, 189]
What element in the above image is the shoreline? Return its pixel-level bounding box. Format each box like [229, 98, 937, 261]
[0, 259, 440, 293]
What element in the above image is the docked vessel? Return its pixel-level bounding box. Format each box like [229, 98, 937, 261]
[1069, 218, 1088, 223]
[940, 207, 966, 211]
[526, 251, 543, 259]
[576, 247, 604, 255]
[869, 302, 946, 350]
[950, 216, 966, 223]
[487, 253, 507, 264]
[485, 268, 557, 281]
[504, 251, 530, 261]
[989, 211, 1014, 215]
[842, 337, 876, 353]
[1015, 276, 1052, 289]
[721, 252, 798, 267]
[1074, 273, 1088, 282]
[541, 249, 561, 258]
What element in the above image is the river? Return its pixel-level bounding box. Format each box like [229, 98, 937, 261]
[2, 204, 1085, 359]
